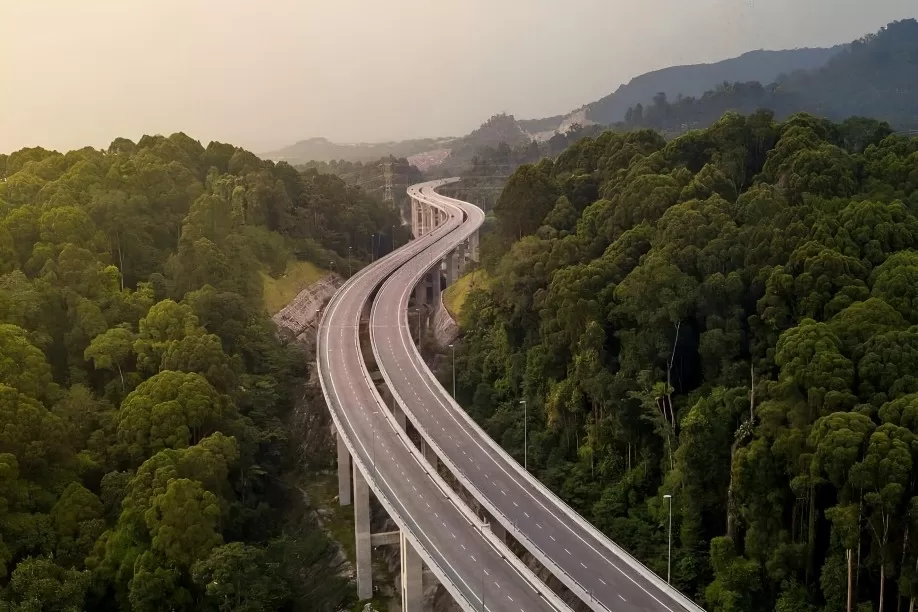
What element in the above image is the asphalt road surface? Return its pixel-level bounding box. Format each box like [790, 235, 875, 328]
[318, 180, 566, 612]
[369, 183, 704, 612]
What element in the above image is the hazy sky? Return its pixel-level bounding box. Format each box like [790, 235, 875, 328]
[2, 0, 914, 154]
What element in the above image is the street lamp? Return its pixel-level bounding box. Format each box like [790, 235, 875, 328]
[348, 246, 352, 277]
[449, 343, 456, 398]
[519, 399, 527, 471]
[664, 494, 673, 584]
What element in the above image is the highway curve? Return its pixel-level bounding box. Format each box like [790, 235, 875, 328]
[370, 182, 707, 612]
[317, 180, 568, 612]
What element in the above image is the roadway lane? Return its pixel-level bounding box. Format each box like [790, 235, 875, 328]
[318, 180, 564, 612]
[370, 184, 704, 612]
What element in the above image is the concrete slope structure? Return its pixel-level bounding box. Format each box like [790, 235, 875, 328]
[317, 180, 568, 612]
[370, 182, 707, 612]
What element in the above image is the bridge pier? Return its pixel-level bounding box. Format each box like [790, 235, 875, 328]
[428, 269, 441, 309]
[482, 510, 507, 543]
[469, 230, 479, 262]
[354, 468, 373, 599]
[337, 431, 351, 506]
[445, 249, 458, 286]
[413, 277, 426, 307]
[400, 531, 423, 611]
[393, 403, 407, 431]
[456, 241, 467, 274]
[423, 202, 432, 235]
[421, 439, 438, 471]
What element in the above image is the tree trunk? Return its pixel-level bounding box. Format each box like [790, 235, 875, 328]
[899, 527, 910, 612]
[727, 441, 737, 540]
[116, 363, 125, 393]
[807, 484, 816, 582]
[847, 549, 854, 612]
[881, 563, 886, 612]
[667, 322, 681, 432]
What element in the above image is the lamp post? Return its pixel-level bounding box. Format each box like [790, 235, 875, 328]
[664, 494, 673, 584]
[347, 246, 352, 278]
[519, 399, 527, 471]
[370, 234, 375, 262]
[392, 225, 396, 250]
[449, 343, 456, 398]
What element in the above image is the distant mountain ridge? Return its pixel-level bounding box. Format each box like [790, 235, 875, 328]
[614, 19, 918, 134]
[576, 46, 846, 126]
[263, 136, 452, 165]
[264, 29, 900, 167]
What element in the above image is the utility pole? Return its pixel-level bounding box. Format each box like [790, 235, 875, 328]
[520, 399, 528, 470]
[449, 344, 456, 397]
[664, 494, 673, 584]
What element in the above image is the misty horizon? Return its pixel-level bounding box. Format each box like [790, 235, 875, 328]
[3, 0, 915, 155]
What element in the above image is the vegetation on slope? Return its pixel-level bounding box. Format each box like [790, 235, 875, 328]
[261, 260, 326, 315]
[454, 109, 918, 612]
[442, 269, 490, 322]
[0, 133, 402, 610]
[621, 20, 918, 134]
[583, 46, 844, 125]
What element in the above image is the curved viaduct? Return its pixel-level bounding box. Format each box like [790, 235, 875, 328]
[318, 180, 705, 612]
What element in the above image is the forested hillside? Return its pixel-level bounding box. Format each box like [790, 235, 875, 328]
[455, 110, 918, 611]
[582, 46, 843, 126]
[0, 134, 403, 610]
[296, 156, 423, 223]
[621, 20, 918, 135]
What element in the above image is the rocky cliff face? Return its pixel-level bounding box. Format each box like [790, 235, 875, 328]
[431, 294, 459, 349]
[278, 273, 343, 468]
[273, 272, 343, 346]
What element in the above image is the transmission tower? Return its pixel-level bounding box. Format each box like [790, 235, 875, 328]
[382, 162, 394, 205]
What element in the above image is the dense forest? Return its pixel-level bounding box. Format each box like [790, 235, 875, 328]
[454, 110, 918, 611]
[620, 20, 918, 135]
[581, 46, 843, 126]
[0, 134, 403, 610]
[296, 156, 423, 223]
[438, 123, 605, 215]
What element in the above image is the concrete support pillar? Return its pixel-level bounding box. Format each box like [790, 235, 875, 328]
[431, 269, 442, 308]
[393, 403, 407, 431]
[421, 439, 438, 471]
[337, 431, 351, 506]
[354, 469, 373, 599]
[414, 280, 426, 307]
[411, 199, 419, 238]
[490, 520, 507, 543]
[470, 230, 480, 262]
[457, 241, 467, 273]
[400, 531, 423, 611]
[419, 307, 429, 342]
[422, 203, 431, 235]
[481, 509, 506, 543]
[417, 203, 423, 236]
[445, 250, 458, 286]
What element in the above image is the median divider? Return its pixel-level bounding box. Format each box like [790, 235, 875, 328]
[371, 186, 706, 612]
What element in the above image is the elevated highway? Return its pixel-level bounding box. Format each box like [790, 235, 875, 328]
[368, 183, 706, 612]
[317, 180, 568, 612]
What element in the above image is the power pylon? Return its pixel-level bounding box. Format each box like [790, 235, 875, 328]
[382, 162, 394, 205]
